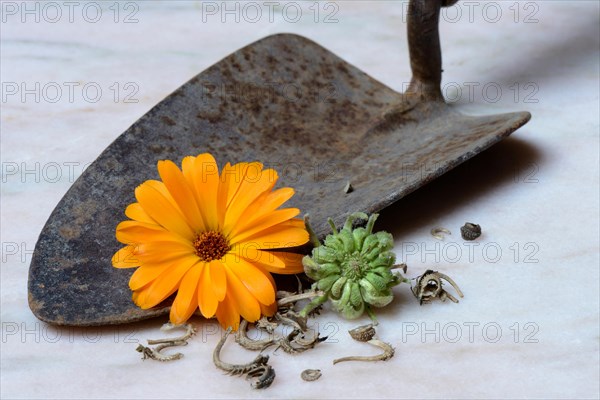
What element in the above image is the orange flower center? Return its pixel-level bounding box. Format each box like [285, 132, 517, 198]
[193, 231, 230, 262]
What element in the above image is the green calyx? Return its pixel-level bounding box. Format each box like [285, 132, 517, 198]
[301, 213, 408, 321]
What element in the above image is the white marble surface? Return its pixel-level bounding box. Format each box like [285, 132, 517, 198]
[1, 1, 599, 398]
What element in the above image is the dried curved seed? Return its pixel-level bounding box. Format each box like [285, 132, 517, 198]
[412, 270, 463, 304]
[412, 269, 441, 304]
[333, 339, 395, 364]
[431, 227, 451, 240]
[213, 327, 270, 377]
[437, 272, 464, 300]
[136, 343, 184, 362]
[293, 330, 326, 348]
[147, 323, 196, 345]
[460, 222, 482, 240]
[246, 365, 276, 389]
[301, 369, 322, 381]
[235, 319, 276, 351]
[275, 310, 308, 332]
[348, 324, 376, 342]
[276, 290, 325, 308]
[275, 328, 326, 355]
[392, 263, 408, 273]
[136, 322, 195, 361]
[256, 316, 279, 334]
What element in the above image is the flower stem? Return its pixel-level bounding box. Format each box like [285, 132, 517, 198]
[277, 290, 325, 307]
[299, 294, 329, 318]
[365, 305, 379, 326]
[303, 214, 321, 248]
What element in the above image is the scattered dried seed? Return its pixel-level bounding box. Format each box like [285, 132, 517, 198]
[213, 327, 272, 379]
[235, 319, 275, 352]
[136, 343, 184, 362]
[333, 339, 395, 364]
[412, 270, 464, 305]
[276, 290, 325, 308]
[246, 365, 276, 389]
[147, 323, 196, 345]
[392, 263, 408, 273]
[431, 227, 451, 240]
[348, 324, 376, 342]
[136, 322, 195, 361]
[301, 369, 322, 381]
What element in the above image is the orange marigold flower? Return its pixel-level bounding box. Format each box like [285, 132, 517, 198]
[111, 153, 308, 330]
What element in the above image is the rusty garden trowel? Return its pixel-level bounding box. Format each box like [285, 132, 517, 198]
[28, 0, 531, 326]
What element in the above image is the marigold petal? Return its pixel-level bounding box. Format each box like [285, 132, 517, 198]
[132, 288, 144, 306]
[217, 162, 248, 226]
[229, 208, 300, 244]
[112, 245, 140, 268]
[116, 220, 186, 245]
[170, 263, 202, 325]
[237, 187, 295, 229]
[223, 254, 275, 305]
[181, 156, 199, 195]
[239, 219, 309, 249]
[198, 262, 218, 318]
[223, 266, 261, 322]
[135, 181, 195, 240]
[232, 248, 305, 274]
[158, 160, 205, 231]
[223, 166, 278, 234]
[215, 293, 240, 330]
[224, 162, 251, 208]
[134, 241, 194, 265]
[136, 255, 198, 308]
[129, 264, 168, 291]
[230, 246, 284, 269]
[125, 203, 155, 224]
[244, 264, 278, 317]
[208, 259, 227, 301]
[260, 301, 277, 317]
[183, 154, 220, 231]
[268, 252, 305, 274]
[145, 180, 182, 211]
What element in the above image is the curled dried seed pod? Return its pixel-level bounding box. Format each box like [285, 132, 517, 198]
[292, 330, 327, 349]
[213, 327, 270, 377]
[147, 323, 196, 345]
[332, 339, 395, 364]
[275, 329, 326, 354]
[136, 343, 184, 362]
[392, 263, 408, 273]
[235, 319, 275, 351]
[256, 316, 279, 334]
[246, 365, 276, 389]
[301, 369, 322, 381]
[275, 310, 308, 332]
[276, 290, 326, 308]
[431, 227, 451, 240]
[412, 270, 464, 305]
[348, 324, 376, 342]
[460, 222, 482, 240]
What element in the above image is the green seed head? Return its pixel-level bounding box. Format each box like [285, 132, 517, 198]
[302, 213, 407, 320]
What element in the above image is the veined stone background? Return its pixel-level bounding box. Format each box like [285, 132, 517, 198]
[1, 1, 598, 398]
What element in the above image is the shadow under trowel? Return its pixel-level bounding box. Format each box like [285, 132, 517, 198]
[376, 136, 543, 240]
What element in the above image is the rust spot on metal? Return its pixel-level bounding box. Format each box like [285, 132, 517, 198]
[161, 116, 176, 126]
